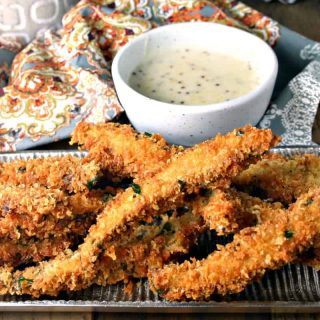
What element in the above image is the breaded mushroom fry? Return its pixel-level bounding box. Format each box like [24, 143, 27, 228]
[149, 188, 320, 301]
[0, 126, 279, 297]
[234, 154, 320, 204]
[71, 122, 182, 180]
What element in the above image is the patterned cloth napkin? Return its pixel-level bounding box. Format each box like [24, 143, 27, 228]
[259, 55, 320, 146]
[0, 0, 318, 151]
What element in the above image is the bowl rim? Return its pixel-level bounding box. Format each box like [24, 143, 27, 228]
[112, 22, 278, 114]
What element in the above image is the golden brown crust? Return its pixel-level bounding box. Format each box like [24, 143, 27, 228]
[0, 185, 104, 240]
[95, 212, 205, 285]
[149, 188, 320, 301]
[0, 125, 278, 297]
[234, 154, 320, 204]
[197, 189, 255, 234]
[196, 187, 320, 270]
[0, 123, 176, 271]
[71, 122, 182, 180]
[0, 213, 94, 242]
[0, 155, 100, 193]
[0, 235, 78, 267]
[196, 189, 283, 235]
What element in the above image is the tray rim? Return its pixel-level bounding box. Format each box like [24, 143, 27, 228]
[1, 146, 320, 313]
[0, 300, 320, 313]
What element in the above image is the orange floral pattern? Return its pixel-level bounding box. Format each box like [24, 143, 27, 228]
[0, 0, 279, 151]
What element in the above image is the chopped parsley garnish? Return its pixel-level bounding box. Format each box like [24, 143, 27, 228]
[18, 276, 33, 288]
[131, 183, 141, 194]
[157, 289, 166, 296]
[161, 222, 174, 234]
[87, 176, 102, 190]
[284, 230, 294, 239]
[305, 199, 313, 206]
[178, 179, 186, 191]
[144, 132, 152, 137]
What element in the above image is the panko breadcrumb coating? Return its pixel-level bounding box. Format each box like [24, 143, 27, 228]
[0, 185, 104, 240]
[96, 187, 271, 285]
[195, 189, 255, 234]
[95, 211, 205, 285]
[149, 188, 320, 301]
[0, 122, 180, 271]
[0, 155, 100, 193]
[0, 235, 80, 267]
[234, 154, 320, 204]
[196, 189, 283, 235]
[71, 122, 182, 180]
[202, 188, 320, 269]
[0, 212, 94, 242]
[0, 125, 279, 297]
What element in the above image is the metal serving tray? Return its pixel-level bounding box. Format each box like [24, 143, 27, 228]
[1, 147, 320, 313]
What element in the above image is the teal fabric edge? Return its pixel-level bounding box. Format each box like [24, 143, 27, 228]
[272, 26, 319, 98]
[0, 48, 17, 67]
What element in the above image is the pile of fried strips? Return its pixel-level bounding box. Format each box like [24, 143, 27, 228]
[1, 123, 320, 301]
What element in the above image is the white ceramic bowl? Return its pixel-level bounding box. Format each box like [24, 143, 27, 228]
[112, 22, 278, 146]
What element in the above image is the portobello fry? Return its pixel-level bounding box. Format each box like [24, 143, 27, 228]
[150, 188, 320, 301]
[0, 125, 279, 297]
[234, 154, 320, 204]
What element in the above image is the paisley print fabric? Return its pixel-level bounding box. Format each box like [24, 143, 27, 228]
[0, 0, 280, 151]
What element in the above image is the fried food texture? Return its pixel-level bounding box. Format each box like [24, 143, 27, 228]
[0, 185, 104, 240]
[234, 154, 320, 204]
[0, 155, 100, 193]
[0, 235, 81, 267]
[0, 125, 279, 297]
[95, 211, 205, 285]
[197, 189, 283, 235]
[149, 188, 320, 301]
[200, 187, 320, 271]
[71, 122, 182, 180]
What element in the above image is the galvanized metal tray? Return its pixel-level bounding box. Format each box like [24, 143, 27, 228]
[1, 147, 320, 313]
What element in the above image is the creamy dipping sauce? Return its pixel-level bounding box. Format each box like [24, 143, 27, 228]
[129, 47, 259, 105]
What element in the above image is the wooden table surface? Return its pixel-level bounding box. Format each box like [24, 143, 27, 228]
[243, 0, 320, 42]
[11, 1, 320, 319]
[4, 312, 320, 319]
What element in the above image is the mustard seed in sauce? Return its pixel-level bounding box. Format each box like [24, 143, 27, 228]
[129, 47, 259, 105]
